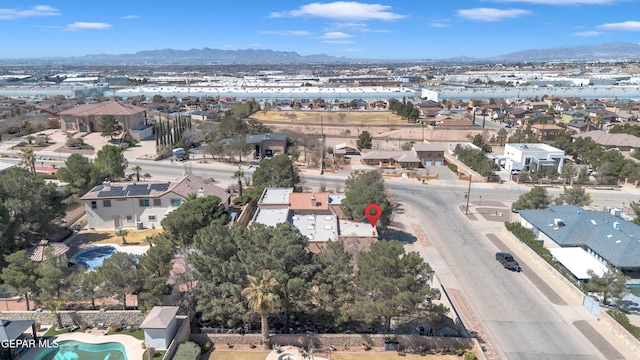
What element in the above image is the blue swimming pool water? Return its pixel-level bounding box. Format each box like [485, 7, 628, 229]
[35, 340, 127, 360]
[73, 246, 117, 270]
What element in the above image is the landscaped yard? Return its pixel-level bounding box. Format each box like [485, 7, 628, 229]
[209, 352, 461, 360]
[84, 228, 163, 245]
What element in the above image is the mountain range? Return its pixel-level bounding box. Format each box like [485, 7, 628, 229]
[3, 42, 640, 65]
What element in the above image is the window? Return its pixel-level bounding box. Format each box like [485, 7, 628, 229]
[139, 199, 150, 207]
[148, 215, 157, 222]
[91, 201, 97, 209]
[103, 200, 111, 207]
[126, 215, 133, 222]
[426, 152, 432, 157]
[153, 199, 161, 206]
[171, 199, 181, 206]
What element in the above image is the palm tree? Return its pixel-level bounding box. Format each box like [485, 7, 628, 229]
[242, 270, 279, 350]
[115, 229, 129, 245]
[42, 134, 51, 144]
[233, 170, 244, 196]
[20, 146, 36, 175]
[132, 165, 142, 182]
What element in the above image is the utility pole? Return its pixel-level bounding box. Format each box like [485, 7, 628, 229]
[465, 175, 472, 215]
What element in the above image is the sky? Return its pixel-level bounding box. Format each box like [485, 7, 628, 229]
[1, 1, 640, 60]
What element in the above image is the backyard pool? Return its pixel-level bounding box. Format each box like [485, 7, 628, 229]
[72, 246, 117, 270]
[36, 340, 127, 360]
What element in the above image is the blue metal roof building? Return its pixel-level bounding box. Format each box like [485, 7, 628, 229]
[518, 205, 640, 271]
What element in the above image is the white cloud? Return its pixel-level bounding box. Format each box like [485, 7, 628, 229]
[430, 22, 450, 27]
[121, 15, 139, 19]
[323, 40, 355, 44]
[457, 8, 531, 22]
[321, 31, 352, 39]
[495, 0, 615, 4]
[598, 21, 640, 31]
[341, 48, 362, 52]
[259, 30, 312, 36]
[65, 22, 112, 31]
[270, 1, 405, 21]
[0, 5, 60, 20]
[573, 31, 602, 36]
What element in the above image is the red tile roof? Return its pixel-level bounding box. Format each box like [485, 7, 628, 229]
[58, 101, 146, 116]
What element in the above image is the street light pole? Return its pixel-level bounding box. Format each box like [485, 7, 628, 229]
[465, 175, 472, 215]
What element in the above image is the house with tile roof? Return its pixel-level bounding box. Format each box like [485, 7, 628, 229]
[58, 100, 147, 134]
[572, 130, 640, 151]
[81, 174, 230, 230]
[517, 205, 640, 272]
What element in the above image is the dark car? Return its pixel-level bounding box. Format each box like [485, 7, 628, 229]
[496, 252, 521, 272]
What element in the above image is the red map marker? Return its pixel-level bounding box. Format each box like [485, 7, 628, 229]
[365, 204, 382, 228]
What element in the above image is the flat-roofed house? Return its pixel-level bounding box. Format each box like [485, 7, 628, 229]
[245, 133, 287, 159]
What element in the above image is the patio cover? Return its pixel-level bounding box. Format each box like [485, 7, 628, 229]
[548, 247, 608, 281]
[0, 319, 35, 341]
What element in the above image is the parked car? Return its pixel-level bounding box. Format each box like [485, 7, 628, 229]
[496, 252, 521, 272]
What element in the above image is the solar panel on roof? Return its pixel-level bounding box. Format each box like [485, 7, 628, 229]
[91, 185, 104, 192]
[128, 189, 151, 196]
[97, 190, 127, 197]
[150, 183, 169, 191]
[110, 186, 123, 191]
[126, 184, 149, 191]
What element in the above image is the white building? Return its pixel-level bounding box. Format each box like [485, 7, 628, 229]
[81, 174, 230, 230]
[140, 306, 179, 351]
[503, 143, 564, 173]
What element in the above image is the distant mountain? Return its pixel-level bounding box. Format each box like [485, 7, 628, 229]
[488, 42, 640, 62]
[81, 48, 348, 64]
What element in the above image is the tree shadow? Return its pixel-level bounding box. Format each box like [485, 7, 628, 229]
[380, 228, 417, 244]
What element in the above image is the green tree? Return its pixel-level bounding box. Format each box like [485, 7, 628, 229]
[115, 229, 129, 245]
[252, 154, 300, 189]
[560, 161, 577, 185]
[79, 269, 103, 310]
[630, 200, 640, 226]
[471, 134, 492, 153]
[353, 240, 432, 333]
[0, 168, 66, 248]
[584, 268, 630, 305]
[94, 145, 128, 180]
[137, 235, 175, 310]
[0, 250, 40, 310]
[99, 115, 119, 140]
[229, 135, 250, 163]
[173, 342, 201, 360]
[97, 252, 140, 310]
[242, 270, 280, 349]
[161, 195, 230, 248]
[311, 241, 356, 328]
[555, 185, 591, 206]
[496, 128, 508, 146]
[233, 170, 244, 196]
[345, 169, 385, 192]
[341, 186, 393, 230]
[57, 153, 101, 196]
[356, 131, 373, 151]
[512, 186, 551, 210]
[19, 146, 36, 175]
[132, 165, 142, 182]
[577, 167, 590, 184]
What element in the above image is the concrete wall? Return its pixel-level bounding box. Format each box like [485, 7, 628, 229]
[0, 309, 145, 327]
[192, 333, 476, 354]
[445, 153, 487, 183]
[162, 316, 191, 360]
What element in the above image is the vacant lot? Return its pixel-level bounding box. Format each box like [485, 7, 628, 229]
[250, 110, 410, 126]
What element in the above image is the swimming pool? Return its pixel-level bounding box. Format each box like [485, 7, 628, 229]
[628, 283, 640, 297]
[36, 340, 127, 360]
[72, 246, 117, 270]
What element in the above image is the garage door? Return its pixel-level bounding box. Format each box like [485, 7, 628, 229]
[424, 160, 432, 166]
[435, 160, 442, 166]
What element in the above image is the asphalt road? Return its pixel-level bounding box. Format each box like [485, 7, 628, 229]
[388, 180, 605, 360]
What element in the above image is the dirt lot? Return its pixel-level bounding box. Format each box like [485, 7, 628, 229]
[250, 110, 410, 127]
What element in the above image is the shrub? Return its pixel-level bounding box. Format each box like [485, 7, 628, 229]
[455, 348, 465, 356]
[607, 308, 640, 340]
[448, 163, 459, 174]
[173, 342, 201, 360]
[233, 193, 252, 206]
[464, 351, 476, 360]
